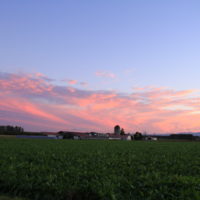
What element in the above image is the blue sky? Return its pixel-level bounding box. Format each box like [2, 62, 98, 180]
[1, 1, 200, 132]
[1, 0, 200, 92]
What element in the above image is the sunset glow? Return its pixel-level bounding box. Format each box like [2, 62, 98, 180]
[0, 72, 200, 133]
[1, 1, 200, 133]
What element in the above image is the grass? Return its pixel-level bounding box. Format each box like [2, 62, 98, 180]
[0, 138, 200, 200]
[0, 196, 27, 200]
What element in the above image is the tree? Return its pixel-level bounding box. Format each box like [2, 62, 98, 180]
[134, 132, 143, 140]
[120, 128, 125, 135]
[0, 125, 24, 135]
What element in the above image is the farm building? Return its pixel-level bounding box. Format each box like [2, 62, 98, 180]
[144, 136, 158, 141]
[48, 135, 63, 139]
[58, 131, 95, 140]
[114, 125, 121, 135]
[107, 133, 132, 141]
[58, 131, 133, 140]
[121, 135, 132, 141]
[43, 132, 63, 139]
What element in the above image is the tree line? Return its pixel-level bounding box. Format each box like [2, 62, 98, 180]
[0, 125, 24, 135]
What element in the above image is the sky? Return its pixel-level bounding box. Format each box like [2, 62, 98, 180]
[1, 0, 200, 133]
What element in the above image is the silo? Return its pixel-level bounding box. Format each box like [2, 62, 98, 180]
[114, 125, 121, 135]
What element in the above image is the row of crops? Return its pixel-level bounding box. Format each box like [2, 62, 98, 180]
[1, 138, 200, 200]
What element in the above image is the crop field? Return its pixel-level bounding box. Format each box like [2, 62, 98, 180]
[1, 139, 200, 200]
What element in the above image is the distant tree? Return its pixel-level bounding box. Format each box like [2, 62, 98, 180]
[120, 128, 125, 135]
[131, 135, 134, 140]
[169, 134, 194, 140]
[0, 125, 24, 135]
[134, 132, 143, 140]
[15, 126, 24, 133]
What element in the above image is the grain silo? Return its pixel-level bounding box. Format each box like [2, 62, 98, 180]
[114, 125, 121, 135]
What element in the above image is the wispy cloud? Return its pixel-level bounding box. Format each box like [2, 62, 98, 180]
[1, 71, 200, 133]
[34, 72, 54, 82]
[68, 80, 78, 85]
[62, 79, 78, 85]
[95, 71, 116, 79]
[79, 82, 88, 87]
[62, 79, 88, 87]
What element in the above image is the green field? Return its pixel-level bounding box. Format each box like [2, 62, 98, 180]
[1, 139, 200, 200]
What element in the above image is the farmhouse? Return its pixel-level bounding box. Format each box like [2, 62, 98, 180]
[44, 132, 63, 139]
[58, 131, 95, 140]
[107, 133, 132, 141]
[144, 136, 158, 141]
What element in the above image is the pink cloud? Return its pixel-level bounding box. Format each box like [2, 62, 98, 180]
[62, 79, 88, 87]
[1, 72, 200, 133]
[68, 80, 78, 85]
